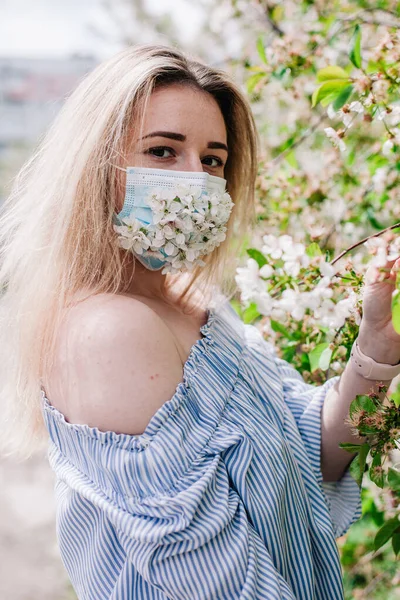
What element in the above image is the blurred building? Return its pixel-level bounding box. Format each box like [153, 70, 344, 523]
[0, 54, 98, 147]
[0, 54, 98, 202]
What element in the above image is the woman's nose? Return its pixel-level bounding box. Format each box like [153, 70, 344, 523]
[180, 152, 203, 173]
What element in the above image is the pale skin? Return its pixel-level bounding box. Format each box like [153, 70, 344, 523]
[43, 84, 400, 484]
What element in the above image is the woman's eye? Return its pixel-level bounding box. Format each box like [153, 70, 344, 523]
[202, 156, 224, 168]
[146, 146, 175, 158]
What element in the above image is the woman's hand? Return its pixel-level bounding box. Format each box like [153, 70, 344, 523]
[357, 256, 400, 365]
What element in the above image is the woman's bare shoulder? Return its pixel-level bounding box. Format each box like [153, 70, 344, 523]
[44, 293, 183, 436]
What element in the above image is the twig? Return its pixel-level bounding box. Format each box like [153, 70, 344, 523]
[360, 567, 393, 598]
[330, 222, 400, 266]
[265, 14, 284, 36]
[256, 0, 285, 36]
[362, 7, 400, 19]
[347, 545, 386, 575]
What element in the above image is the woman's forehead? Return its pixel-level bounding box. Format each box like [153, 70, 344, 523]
[140, 85, 227, 142]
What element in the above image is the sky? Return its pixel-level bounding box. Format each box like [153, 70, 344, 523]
[0, 0, 206, 59]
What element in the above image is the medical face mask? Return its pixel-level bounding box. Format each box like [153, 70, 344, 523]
[113, 166, 234, 274]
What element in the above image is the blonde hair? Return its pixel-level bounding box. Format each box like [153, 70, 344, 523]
[0, 44, 258, 457]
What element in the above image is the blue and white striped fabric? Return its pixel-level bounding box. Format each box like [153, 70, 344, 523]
[41, 299, 361, 600]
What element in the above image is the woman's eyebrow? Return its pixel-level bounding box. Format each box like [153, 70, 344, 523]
[207, 141, 228, 152]
[141, 131, 228, 152]
[141, 131, 185, 142]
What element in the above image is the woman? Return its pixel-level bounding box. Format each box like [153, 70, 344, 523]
[1, 44, 399, 600]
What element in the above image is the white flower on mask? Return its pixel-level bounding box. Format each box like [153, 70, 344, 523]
[175, 215, 193, 233]
[113, 219, 151, 253]
[114, 184, 234, 274]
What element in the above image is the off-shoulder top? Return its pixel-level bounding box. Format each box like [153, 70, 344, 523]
[41, 298, 361, 600]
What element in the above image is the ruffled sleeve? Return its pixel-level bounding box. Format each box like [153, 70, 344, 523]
[272, 354, 362, 538]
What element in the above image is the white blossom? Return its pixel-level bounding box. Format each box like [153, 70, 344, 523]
[259, 264, 274, 279]
[235, 258, 265, 305]
[319, 260, 336, 279]
[278, 289, 305, 321]
[327, 104, 338, 120]
[328, 101, 364, 128]
[314, 292, 357, 329]
[235, 233, 361, 335]
[382, 139, 394, 156]
[349, 101, 364, 114]
[254, 291, 275, 316]
[324, 127, 346, 152]
[372, 167, 388, 195]
[262, 234, 309, 276]
[365, 237, 389, 267]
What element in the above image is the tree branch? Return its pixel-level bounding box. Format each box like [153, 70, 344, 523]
[338, 8, 400, 29]
[255, 0, 285, 36]
[331, 222, 400, 266]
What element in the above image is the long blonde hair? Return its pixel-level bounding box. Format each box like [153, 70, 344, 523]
[0, 44, 258, 457]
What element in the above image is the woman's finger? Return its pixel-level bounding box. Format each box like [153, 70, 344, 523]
[364, 257, 400, 286]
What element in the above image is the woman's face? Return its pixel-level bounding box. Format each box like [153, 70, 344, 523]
[125, 84, 228, 178]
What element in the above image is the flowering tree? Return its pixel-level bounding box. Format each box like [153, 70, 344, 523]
[221, 0, 400, 594]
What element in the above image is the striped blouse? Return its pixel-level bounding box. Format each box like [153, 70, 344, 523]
[41, 298, 361, 600]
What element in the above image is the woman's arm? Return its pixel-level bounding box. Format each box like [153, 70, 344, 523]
[321, 325, 400, 483]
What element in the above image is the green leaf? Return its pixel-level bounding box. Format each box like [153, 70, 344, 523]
[247, 72, 266, 94]
[243, 302, 260, 324]
[282, 346, 296, 362]
[272, 66, 291, 81]
[247, 248, 267, 268]
[307, 190, 325, 205]
[270, 319, 292, 339]
[317, 66, 350, 82]
[349, 24, 362, 69]
[332, 85, 353, 111]
[366, 208, 385, 230]
[338, 442, 365, 453]
[392, 290, 400, 335]
[388, 468, 400, 493]
[369, 453, 385, 488]
[308, 343, 332, 372]
[374, 517, 400, 552]
[285, 150, 298, 169]
[392, 531, 400, 556]
[229, 298, 242, 316]
[256, 36, 267, 64]
[349, 443, 370, 486]
[312, 80, 350, 107]
[271, 5, 284, 21]
[306, 242, 323, 258]
[390, 387, 400, 408]
[349, 394, 377, 419]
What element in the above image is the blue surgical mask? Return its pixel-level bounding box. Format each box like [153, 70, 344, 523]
[113, 166, 232, 273]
